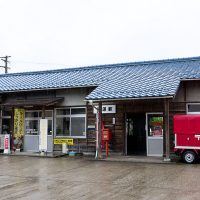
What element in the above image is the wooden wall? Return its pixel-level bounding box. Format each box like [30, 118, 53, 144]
[86, 99, 187, 154]
[86, 103, 125, 153]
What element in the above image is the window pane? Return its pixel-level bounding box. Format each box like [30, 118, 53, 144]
[2, 118, 11, 134]
[71, 117, 86, 136]
[148, 115, 163, 137]
[3, 110, 12, 117]
[45, 111, 53, 117]
[56, 109, 70, 115]
[39, 111, 42, 118]
[38, 111, 53, 118]
[71, 108, 85, 115]
[56, 117, 70, 136]
[126, 118, 134, 136]
[188, 104, 200, 113]
[48, 120, 53, 135]
[25, 112, 38, 118]
[25, 120, 38, 135]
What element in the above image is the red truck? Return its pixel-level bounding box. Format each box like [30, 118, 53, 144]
[174, 115, 200, 163]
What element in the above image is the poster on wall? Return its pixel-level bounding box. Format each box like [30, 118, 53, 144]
[13, 108, 25, 150]
[4, 134, 10, 154]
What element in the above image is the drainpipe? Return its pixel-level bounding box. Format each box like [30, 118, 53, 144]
[98, 102, 102, 158]
[95, 101, 102, 159]
[95, 109, 99, 159]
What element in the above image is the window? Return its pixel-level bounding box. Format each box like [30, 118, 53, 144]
[25, 120, 38, 135]
[147, 114, 163, 137]
[25, 110, 53, 135]
[187, 104, 200, 114]
[2, 110, 12, 134]
[71, 117, 85, 136]
[56, 117, 70, 136]
[55, 107, 86, 137]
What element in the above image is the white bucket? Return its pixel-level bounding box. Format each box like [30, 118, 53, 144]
[62, 143, 68, 153]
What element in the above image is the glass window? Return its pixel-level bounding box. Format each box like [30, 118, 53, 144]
[38, 111, 53, 118]
[25, 110, 53, 136]
[3, 110, 12, 117]
[38, 111, 42, 118]
[55, 107, 86, 137]
[126, 118, 134, 136]
[2, 118, 11, 134]
[25, 120, 39, 135]
[187, 104, 200, 113]
[71, 108, 85, 115]
[71, 117, 86, 136]
[48, 120, 53, 135]
[45, 111, 53, 118]
[56, 109, 70, 115]
[56, 117, 70, 136]
[148, 115, 163, 137]
[25, 112, 38, 118]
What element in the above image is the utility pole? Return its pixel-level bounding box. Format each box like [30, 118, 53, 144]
[0, 56, 11, 73]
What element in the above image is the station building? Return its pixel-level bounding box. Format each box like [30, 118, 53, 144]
[0, 56, 200, 159]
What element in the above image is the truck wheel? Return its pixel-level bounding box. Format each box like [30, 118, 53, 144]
[182, 151, 196, 164]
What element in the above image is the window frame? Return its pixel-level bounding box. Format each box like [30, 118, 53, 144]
[25, 110, 53, 136]
[55, 107, 86, 138]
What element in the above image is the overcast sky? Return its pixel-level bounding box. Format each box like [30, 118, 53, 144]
[0, 0, 200, 73]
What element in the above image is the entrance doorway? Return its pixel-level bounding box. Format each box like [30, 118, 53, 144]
[126, 113, 146, 155]
[146, 113, 163, 156]
[24, 110, 53, 152]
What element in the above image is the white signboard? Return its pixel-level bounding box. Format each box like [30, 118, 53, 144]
[39, 119, 48, 152]
[93, 105, 116, 114]
[4, 134, 10, 154]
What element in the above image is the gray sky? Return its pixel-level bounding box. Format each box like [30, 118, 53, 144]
[0, 0, 200, 73]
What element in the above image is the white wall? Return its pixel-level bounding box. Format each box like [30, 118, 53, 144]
[186, 81, 200, 101]
[174, 81, 200, 102]
[56, 88, 89, 106]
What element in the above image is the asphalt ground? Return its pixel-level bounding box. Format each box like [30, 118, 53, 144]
[0, 156, 199, 200]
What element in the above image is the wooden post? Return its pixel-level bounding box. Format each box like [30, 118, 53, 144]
[98, 102, 102, 158]
[183, 82, 187, 102]
[106, 141, 108, 158]
[0, 108, 2, 135]
[164, 98, 171, 161]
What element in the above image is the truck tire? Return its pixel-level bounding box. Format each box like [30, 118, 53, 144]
[182, 151, 196, 164]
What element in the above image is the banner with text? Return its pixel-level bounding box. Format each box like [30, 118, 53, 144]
[14, 108, 25, 139]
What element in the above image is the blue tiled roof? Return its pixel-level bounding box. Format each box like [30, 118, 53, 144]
[1, 57, 200, 100]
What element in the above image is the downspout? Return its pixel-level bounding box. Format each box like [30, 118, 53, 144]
[95, 101, 102, 159]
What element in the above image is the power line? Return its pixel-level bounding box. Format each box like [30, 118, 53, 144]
[0, 56, 11, 73]
[13, 60, 69, 66]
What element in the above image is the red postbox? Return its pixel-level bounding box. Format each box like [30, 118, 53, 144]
[102, 129, 110, 141]
[102, 128, 112, 158]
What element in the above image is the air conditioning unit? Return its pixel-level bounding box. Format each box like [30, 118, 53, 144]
[93, 105, 116, 114]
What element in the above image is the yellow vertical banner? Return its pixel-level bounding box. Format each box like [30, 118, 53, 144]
[14, 108, 25, 139]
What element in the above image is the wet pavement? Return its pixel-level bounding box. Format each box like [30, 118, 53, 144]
[0, 156, 200, 200]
